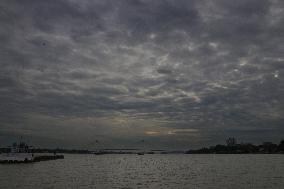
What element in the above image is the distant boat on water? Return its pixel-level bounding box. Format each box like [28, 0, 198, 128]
[137, 139, 145, 155]
[92, 151, 106, 155]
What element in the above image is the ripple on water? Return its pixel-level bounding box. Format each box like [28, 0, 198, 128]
[0, 154, 284, 189]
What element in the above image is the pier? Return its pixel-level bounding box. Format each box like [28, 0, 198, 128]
[0, 141, 64, 164]
[0, 154, 64, 164]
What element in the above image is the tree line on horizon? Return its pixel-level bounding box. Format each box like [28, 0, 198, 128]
[186, 139, 284, 154]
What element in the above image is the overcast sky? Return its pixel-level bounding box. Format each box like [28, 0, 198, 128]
[0, 0, 283, 150]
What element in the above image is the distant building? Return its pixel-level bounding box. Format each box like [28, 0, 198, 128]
[226, 137, 237, 146]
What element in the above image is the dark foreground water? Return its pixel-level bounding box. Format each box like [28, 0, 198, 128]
[0, 154, 283, 189]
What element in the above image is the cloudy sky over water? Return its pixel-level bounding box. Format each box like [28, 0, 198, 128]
[0, 0, 283, 149]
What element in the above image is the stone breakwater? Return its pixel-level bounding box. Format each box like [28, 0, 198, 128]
[0, 155, 64, 164]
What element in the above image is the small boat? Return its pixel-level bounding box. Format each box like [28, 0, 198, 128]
[137, 139, 145, 155]
[92, 151, 105, 155]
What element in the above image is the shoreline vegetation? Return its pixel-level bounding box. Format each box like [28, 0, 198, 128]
[1, 139, 283, 155]
[185, 139, 284, 154]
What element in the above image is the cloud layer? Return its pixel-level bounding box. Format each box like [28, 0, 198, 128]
[0, 0, 284, 149]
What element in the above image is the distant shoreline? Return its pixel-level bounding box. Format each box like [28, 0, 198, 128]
[186, 139, 284, 154]
[1, 139, 283, 155]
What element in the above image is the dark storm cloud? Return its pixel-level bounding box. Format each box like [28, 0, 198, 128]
[114, 0, 199, 34]
[0, 0, 284, 149]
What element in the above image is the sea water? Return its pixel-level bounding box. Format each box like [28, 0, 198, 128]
[0, 154, 283, 189]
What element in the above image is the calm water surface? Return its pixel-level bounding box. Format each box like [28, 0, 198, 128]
[0, 154, 283, 189]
